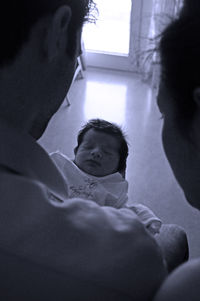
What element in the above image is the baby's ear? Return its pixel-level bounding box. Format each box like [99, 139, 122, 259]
[193, 87, 200, 108]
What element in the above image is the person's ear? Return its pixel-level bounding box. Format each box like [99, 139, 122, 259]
[193, 87, 200, 108]
[45, 5, 72, 61]
[74, 146, 78, 155]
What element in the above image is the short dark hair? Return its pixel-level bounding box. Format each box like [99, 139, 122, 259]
[75, 119, 129, 175]
[0, 0, 97, 66]
[159, 2, 200, 120]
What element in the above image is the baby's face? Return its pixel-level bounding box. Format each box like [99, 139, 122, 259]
[74, 129, 120, 177]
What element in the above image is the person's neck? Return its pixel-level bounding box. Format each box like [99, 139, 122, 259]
[190, 111, 200, 151]
[0, 67, 36, 137]
[0, 115, 30, 136]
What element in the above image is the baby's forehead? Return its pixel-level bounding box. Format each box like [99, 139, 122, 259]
[82, 129, 121, 148]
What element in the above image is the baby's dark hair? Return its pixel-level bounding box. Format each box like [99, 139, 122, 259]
[75, 119, 129, 175]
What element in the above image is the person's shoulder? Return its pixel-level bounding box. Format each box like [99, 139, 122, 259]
[154, 258, 200, 301]
[0, 166, 51, 202]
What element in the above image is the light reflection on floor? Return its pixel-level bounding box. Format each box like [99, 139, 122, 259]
[84, 81, 127, 125]
[142, 88, 154, 129]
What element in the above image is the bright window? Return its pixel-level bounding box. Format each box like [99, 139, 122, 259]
[83, 0, 132, 55]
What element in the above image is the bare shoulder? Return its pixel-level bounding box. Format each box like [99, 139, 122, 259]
[154, 258, 200, 301]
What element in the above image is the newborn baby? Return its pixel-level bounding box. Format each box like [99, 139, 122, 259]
[51, 119, 162, 234]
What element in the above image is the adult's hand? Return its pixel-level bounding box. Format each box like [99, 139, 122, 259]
[155, 224, 189, 272]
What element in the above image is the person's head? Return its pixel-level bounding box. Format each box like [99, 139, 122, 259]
[74, 119, 129, 177]
[0, 1, 96, 66]
[0, 0, 96, 139]
[157, 0, 200, 210]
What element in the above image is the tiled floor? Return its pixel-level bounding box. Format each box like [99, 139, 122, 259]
[39, 67, 200, 259]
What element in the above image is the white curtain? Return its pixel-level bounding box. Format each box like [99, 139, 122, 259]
[139, 0, 184, 88]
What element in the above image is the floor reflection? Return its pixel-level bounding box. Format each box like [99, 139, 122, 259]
[84, 81, 127, 125]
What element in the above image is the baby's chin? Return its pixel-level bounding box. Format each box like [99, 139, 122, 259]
[75, 160, 114, 177]
[79, 165, 107, 177]
[83, 167, 105, 177]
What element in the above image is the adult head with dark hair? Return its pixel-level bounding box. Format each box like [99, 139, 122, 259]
[0, 0, 96, 65]
[179, 0, 200, 18]
[0, 0, 96, 140]
[74, 119, 129, 177]
[157, 0, 200, 211]
[152, 2, 200, 300]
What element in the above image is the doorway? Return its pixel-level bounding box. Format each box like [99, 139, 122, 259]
[82, 0, 144, 72]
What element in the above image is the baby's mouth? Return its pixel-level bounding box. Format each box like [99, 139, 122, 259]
[86, 159, 101, 167]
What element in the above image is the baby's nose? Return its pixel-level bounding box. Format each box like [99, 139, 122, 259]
[91, 148, 102, 159]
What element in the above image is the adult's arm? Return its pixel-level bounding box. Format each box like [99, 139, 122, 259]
[0, 171, 167, 300]
[153, 259, 200, 301]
